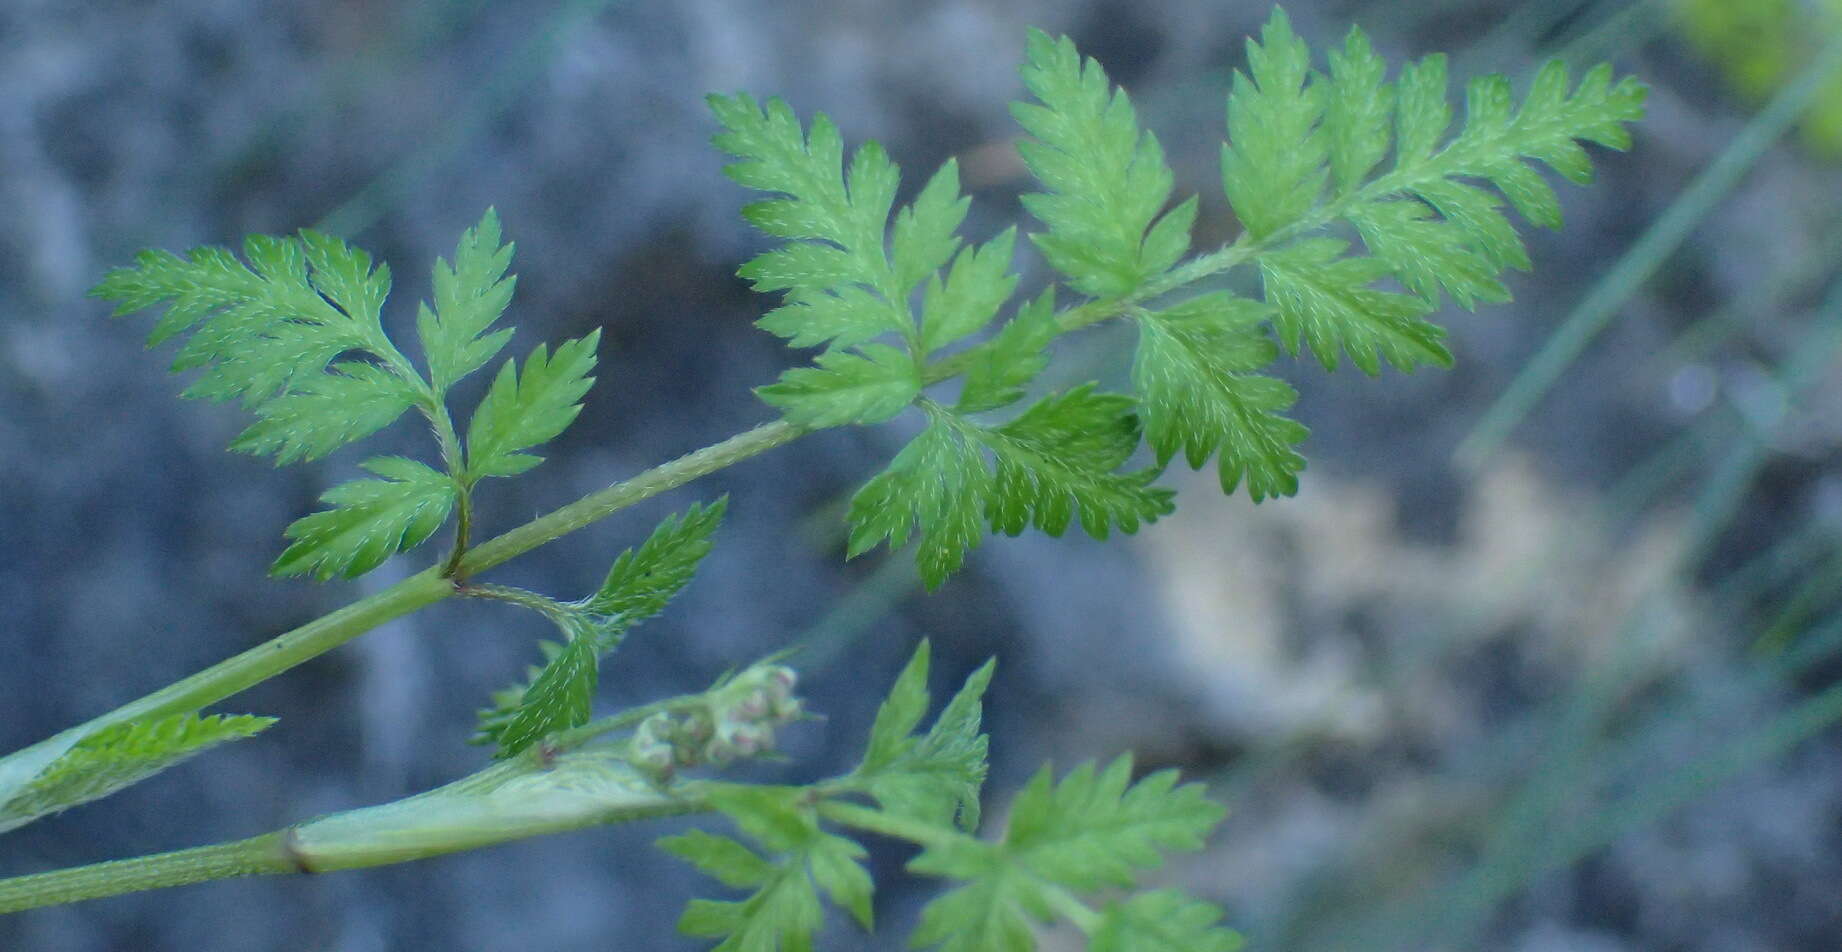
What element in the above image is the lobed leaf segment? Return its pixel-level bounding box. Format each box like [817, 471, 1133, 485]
[0, 713, 275, 835]
[92, 209, 596, 581]
[94, 210, 727, 776]
[717, 6, 1644, 587]
[665, 641, 1238, 951]
[472, 498, 728, 757]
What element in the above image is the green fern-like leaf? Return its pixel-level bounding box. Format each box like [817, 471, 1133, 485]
[1258, 237, 1453, 374]
[1092, 890, 1245, 952]
[1219, 10, 1327, 242]
[272, 456, 458, 580]
[721, 14, 1640, 572]
[228, 362, 423, 464]
[0, 713, 275, 833]
[487, 632, 599, 759]
[908, 756, 1225, 952]
[666, 786, 876, 949]
[92, 230, 425, 462]
[1221, 9, 1646, 373]
[954, 289, 1059, 415]
[581, 497, 728, 622]
[708, 93, 1021, 429]
[417, 208, 518, 395]
[921, 229, 1022, 357]
[1014, 28, 1197, 298]
[754, 343, 919, 428]
[846, 393, 1171, 588]
[471, 639, 566, 748]
[464, 331, 600, 480]
[477, 499, 727, 756]
[853, 640, 993, 832]
[1131, 292, 1307, 502]
[94, 211, 598, 582]
[983, 386, 1175, 538]
[844, 414, 993, 588]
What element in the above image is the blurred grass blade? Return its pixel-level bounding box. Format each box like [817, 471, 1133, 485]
[1649, 210, 1842, 375]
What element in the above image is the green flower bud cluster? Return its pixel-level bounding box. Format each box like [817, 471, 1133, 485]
[628, 665, 803, 781]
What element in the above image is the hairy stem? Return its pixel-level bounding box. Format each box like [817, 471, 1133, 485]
[443, 486, 474, 578]
[458, 582, 578, 627]
[0, 834, 297, 914]
[459, 419, 805, 574]
[422, 394, 474, 577]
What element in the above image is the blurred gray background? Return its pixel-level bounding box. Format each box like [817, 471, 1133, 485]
[4, 0, 1842, 949]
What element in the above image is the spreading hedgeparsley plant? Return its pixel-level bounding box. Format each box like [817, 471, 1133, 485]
[0, 9, 1644, 949]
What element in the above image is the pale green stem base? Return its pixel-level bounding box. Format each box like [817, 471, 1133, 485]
[0, 570, 455, 829]
[0, 835, 295, 914]
[0, 745, 706, 914]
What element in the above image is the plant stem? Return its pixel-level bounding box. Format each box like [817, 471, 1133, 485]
[0, 834, 297, 914]
[1041, 883, 1103, 934]
[458, 582, 578, 627]
[442, 486, 474, 578]
[458, 419, 805, 575]
[0, 568, 457, 817]
[0, 747, 710, 913]
[0, 653, 795, 910]
[0, 420, 807, 814]
[422, 392, 473, 577]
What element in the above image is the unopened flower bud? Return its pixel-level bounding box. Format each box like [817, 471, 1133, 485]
[734, 689, 769, 720]
[679, 711, 713, 744]
[628, 714, 678, 781]
[713, 720, 774, 758]
[633, 744, 675, 779]
[635, 712, 672, 746]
